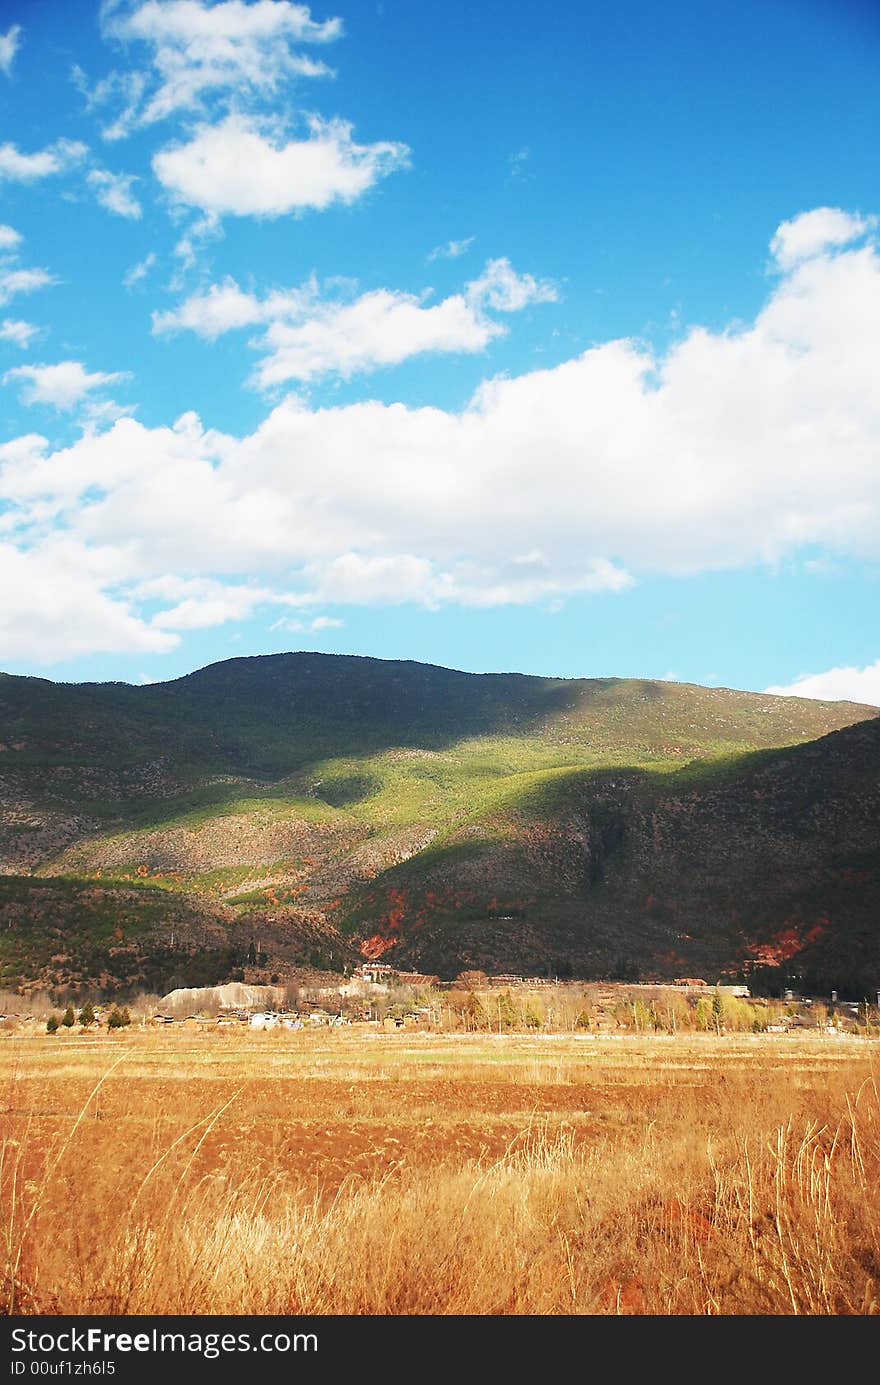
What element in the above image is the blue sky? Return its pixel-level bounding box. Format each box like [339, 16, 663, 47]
[0, 0, 878, 702]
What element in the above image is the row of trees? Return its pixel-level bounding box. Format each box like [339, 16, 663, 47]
[46, 1004, 131, 1033]
[375, 981, 878, 1035]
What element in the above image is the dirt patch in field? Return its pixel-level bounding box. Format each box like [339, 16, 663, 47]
[2, 1031, 873, 1197]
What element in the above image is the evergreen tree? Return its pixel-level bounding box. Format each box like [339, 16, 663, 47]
[61, 1005, 75, 1029]
[497, 990, 518, 1031]
[79, 1002, 95, 1027]
[46, 1014, 59, 1033]
[464, 991, 488, 1031]
[522, 1000, 543, 1030]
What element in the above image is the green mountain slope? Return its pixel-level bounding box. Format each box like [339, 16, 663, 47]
[0, 653, 876, 992]
[336, 716, 880, 992]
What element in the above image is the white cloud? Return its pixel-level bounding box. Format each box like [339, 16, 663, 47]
[170, 212, 221, 276]
[0, 228, 55, 309]
[507, 146, 530, 180]
[74, 65, 149, 142]
[299, 553, 443, 605]
[123, 250, 157, 288]
[0, 319, 38, 348]
[0, 539, 178, 661]
[0, 138, 87, 182]
[293, 552, 631, 608]
[152, 274, 272, 337]
[428, 236, 475, 262]
[153, 259, 556, 384]
[0, 145, 60, 181]
[82, 398, 139, 428]
[3, 361, 130, 411]
[466, 257, 558, 312]
[765, 661, 880, 708]
[151, 586, 270, 629]
[2, 209, 880, 659]
[94, 0, 341, 134]
[152, 112, 409, 217]
[0, 25, 21, 77]
[0, 266, 55, 306]
[87, 167, 143, 218]
[770, 207, 872, 270]
[271, 613, 344, 633]
[254, 288, 500, 385]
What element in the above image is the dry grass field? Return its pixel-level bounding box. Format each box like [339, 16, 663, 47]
[1, 1028, 878, 1315]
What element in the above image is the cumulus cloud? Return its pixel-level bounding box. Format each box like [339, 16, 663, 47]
[0, 224, 22, 251]
[293, 551, 631, 609]
[765, 662, 880, 708]
[0, 25, 21, 77]
[0, 539, 178, 662]
[152, 112, 409, 217]
[152, 274, 275, 337]
[3, 360, 130, 411]
[770, 207, 873, 270]
[1, 209, 880, 660]
[254, 290, 500, 385]
[0, 138, 87, 182]
[87, 167, 143, 218]
[0, 319, 38, 348]
[90, 0, 341, 136]
[145, 577, 274, 629]
[152, 259, 557, 384]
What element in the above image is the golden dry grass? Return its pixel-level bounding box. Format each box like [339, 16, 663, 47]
[1, 1030, 878, 1315]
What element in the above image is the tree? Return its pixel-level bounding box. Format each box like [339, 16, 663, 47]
[79, 1002, 95, 1027]
[631, 999, 653, 1033]
[522, 1000, 543, 1031]
[61, 1005, 76, 1029]
[46, 1014, 59, 1034]
[455, 970, 488, 991]
[464, 992, 488, 1031]
[712, 990, 724, 1035]
[107, 1006, 131, 1030]
[496, 990, 518, 1031]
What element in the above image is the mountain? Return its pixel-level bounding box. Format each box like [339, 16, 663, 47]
[341, 715, 880, 994]
[0, 653, 877, 994]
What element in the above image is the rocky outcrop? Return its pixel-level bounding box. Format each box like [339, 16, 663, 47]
[160, 981, 284, 1011]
